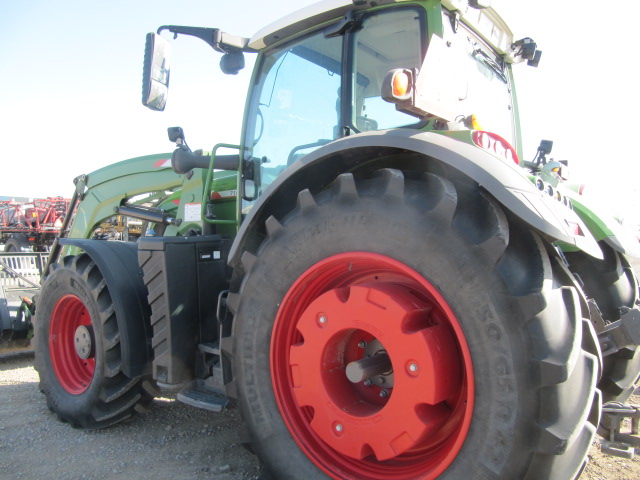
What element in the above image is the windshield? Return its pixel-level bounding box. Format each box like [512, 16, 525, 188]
[441, 9, 516, 145]
[245, 31, 342, 195]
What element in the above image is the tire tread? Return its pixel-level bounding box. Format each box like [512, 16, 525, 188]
[34, 253, 151, 430]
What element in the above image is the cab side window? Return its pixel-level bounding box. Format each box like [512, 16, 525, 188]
[352, 7, 425, 131]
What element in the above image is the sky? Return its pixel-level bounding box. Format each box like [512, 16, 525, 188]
[1, 0, 639, 223]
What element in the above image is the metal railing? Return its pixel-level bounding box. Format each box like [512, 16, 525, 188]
[0, 252, 47, 288]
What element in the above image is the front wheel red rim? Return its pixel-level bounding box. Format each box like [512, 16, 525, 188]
[49, 294, 95, 394]
[271, 253, 474, 479]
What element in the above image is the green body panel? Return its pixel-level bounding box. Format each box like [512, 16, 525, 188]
[562, 190, 640, 257]
[433, 129, 473, 143]
[423, 0, 445, 39]
[566, 196, 613, 240]
[519, 177, 640, 257]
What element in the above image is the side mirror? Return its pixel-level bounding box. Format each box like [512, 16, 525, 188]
[142, 33, 171, 111]
[242, 178, 258, 201]
[241, 157, 261, 201]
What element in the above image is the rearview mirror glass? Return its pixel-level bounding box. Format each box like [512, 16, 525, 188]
[142, 33, 171, 111]
[242, 178, 257, 201]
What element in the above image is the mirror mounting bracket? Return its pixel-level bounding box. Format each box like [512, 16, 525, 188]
[157, 25, 251, 54]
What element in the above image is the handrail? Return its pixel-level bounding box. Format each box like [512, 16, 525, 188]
[201, 143, 242, 228]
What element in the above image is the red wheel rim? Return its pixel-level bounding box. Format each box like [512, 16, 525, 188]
[271, 253, 474, 479]
[49, 294, 95, 394]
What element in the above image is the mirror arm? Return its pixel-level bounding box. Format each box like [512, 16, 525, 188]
[157, 25, 251, 54]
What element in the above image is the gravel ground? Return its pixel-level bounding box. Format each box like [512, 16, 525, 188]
[1, 350, 639, 480]
[0, 350, 260, 480]
[584, 402, 640, 480]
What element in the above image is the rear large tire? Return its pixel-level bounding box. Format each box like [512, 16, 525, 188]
[565, 243, 640, 403]
[34, 253, 152, 429]
[230, 169, 601, 480]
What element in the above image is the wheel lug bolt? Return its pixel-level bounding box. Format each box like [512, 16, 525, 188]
[318, 315, 327, 326]
[380, 389, 389, 398]
[335, 423, 343, 432]
[358, 340, 367, 348]
[408, 363, 418, 372]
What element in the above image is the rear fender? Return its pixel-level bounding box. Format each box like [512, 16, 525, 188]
[58, 239, 153, 377]
[230, 129, 602, 264]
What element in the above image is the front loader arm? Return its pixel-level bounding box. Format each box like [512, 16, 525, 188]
[67, 153, 183, 241]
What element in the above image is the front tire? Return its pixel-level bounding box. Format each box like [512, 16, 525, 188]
[231, 169, 600, 479]
[35, 253, 151, 429]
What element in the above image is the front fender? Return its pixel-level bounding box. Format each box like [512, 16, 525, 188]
[58, 239, 153, 377]
[230, 129, 602, 263]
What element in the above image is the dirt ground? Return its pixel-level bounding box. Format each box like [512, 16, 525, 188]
[582, 399, 640, 480]
[1, 350, 638, 480]
[0, 350, 261, 480]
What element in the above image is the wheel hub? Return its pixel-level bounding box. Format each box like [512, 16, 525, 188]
[345, 349, 392, 384]
[289, 282, 461, 461]
[74, 325, 95, 360]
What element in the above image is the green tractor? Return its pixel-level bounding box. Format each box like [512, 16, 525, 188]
[35, 1, 640, 478]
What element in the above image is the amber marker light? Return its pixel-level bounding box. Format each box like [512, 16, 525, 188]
[462, 114, 484, 130]
[470, 114, 483, 130]
[382, 68, 414, 103]
[392, 70, 411, 99]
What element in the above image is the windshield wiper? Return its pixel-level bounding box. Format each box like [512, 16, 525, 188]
[473, 49, 507, 83]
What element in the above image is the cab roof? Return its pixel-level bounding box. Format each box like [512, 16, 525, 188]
[248, 0, 516, 60]
[249, 0, 398, 50]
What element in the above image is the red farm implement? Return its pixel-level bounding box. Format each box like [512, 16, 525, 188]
[1, 197, 70, 252]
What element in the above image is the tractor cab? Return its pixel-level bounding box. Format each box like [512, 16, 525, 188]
[143, 0, 540, 200]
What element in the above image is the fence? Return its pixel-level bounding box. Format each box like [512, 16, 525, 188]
[0, 252, 47, 288]
[0, 253, 44, 341]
